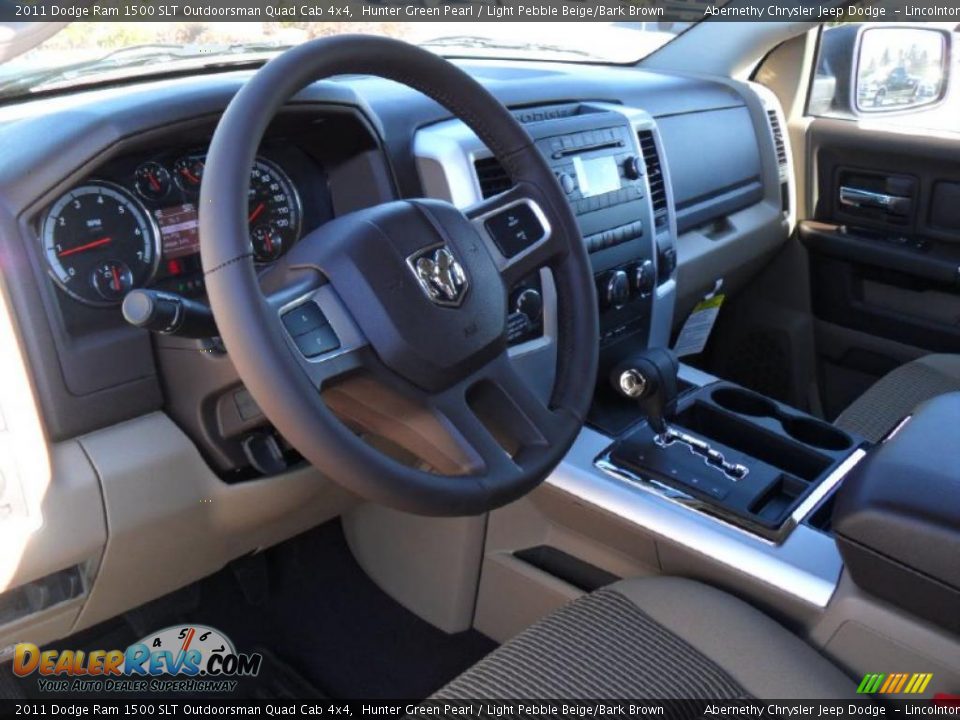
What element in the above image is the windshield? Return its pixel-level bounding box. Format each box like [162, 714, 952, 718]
[0, 21, 689, 100]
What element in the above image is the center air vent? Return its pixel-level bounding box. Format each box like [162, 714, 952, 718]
[474, 156, 513, 199]
[766, 110, 788, 169]
[638, 130, 668, 233]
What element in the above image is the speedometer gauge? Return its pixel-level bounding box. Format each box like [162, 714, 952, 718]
[41, 182, 160, 306]
[247, 158, 302, 263]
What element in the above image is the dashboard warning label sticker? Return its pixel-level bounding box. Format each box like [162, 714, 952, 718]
[673, 294, 724, 358]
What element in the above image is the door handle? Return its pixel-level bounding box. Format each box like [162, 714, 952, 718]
[839, 186, 912, 215]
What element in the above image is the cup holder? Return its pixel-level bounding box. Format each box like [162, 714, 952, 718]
[711, 386, 853, 452]
[781, 417, 852, 452]
[711, 387, 778, 418]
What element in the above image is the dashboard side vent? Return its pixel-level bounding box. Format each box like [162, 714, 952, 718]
[638, 130, 668, 233]
[474, 156, 513, 199]
[767, 110, 788, 168]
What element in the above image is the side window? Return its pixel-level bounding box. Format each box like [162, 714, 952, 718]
[809, 21, 957, 133]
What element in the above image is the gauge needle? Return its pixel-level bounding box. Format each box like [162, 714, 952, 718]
[181, 167, 200, 184]
[111, 265, 122, 292]
[147, 174, 161, 192]
[248, 202, 266, 224]
[58, 236, 112, 257]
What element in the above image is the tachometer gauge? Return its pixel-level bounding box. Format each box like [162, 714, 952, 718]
[41, 182, 160, 306]
[247, 158, 301, 263]
[134, 161, 172, 201]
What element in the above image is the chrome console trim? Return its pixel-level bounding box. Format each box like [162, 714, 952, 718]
[547, 427, 851, 608]
[789, 448, 866, 524]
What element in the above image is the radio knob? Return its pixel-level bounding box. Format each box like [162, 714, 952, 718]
[514, 288, 543, 322]
[623, 156, 643, 180]
[605, 270, 630, 309]
[557, 172, 576, 195]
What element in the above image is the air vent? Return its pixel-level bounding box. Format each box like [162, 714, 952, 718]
[767, 110, 788, 168]
[474, 156, 513, 199]
[638, 130, 668, 233]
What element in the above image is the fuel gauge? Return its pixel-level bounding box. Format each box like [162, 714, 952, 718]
[91, 260, 134, 302]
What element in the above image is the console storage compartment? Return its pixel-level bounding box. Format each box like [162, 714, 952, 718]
[833, 393, 960, 633]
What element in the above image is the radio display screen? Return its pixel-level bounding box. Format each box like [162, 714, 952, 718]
[573, 155, 621, 198]
[155, 204, 200, 259]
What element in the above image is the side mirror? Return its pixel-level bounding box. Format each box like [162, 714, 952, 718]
[814, 24, 952, 116]
[855, 27, 949, 113]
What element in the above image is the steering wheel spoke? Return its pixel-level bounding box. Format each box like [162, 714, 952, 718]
[430, 384, 524, 483]
[482, 353, 578, 460]
[466, 183, 566, 287]
[430, 352, 577, 485]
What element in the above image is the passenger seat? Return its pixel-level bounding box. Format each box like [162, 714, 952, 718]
[835, 354, 960, 442]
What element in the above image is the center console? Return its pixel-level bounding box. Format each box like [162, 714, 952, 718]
[598, 370, 864, 542]
[416, 102, 865, 553]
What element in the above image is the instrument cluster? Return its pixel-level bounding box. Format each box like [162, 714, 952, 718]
[40, 148, 306, 307]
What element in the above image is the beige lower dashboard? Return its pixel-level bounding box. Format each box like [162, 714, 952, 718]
[1, 411, 355, 654]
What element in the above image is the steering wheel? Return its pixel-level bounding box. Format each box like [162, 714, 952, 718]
[200, 36, 598, 516]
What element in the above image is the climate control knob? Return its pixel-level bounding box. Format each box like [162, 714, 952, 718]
[605, 270, 630, 309]
[634, 260, 656, 297]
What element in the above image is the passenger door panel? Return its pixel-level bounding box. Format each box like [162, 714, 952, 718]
[801, 118, 960, 417]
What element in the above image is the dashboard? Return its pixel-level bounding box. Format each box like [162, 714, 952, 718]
[0, 59, 792, 475]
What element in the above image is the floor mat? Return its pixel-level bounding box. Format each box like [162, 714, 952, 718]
[240, 648, 325, 700]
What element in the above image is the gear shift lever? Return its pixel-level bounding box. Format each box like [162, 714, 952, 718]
[610, 348, 679, 436]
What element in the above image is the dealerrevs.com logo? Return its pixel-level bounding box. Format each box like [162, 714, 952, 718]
[13, 625, 262, 694]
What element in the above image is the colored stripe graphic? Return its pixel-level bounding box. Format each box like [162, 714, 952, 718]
[858, 674, 885, 694]
[859, 673, 934, 694]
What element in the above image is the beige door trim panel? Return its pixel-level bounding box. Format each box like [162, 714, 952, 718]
[0, 278, 107, 654]
[0, 441, 106, 654]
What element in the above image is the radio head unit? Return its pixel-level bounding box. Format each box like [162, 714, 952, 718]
[534, 119, 648, 256]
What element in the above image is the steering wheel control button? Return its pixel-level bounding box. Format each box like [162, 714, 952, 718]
[484, 202, 546, 258]
[282, 302, 327, 337]
[295, 324, 341, 359]
[282, 301, 341, 357]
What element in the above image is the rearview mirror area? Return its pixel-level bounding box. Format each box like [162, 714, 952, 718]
[855, 27, 949, 113]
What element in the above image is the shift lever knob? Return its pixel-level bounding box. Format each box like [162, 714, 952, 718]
[610, 348, 679, 435]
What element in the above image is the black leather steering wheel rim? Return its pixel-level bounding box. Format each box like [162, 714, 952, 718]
[200, 35, 598, 516]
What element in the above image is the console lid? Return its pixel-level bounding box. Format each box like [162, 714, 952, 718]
[833, 392, 960, 632]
